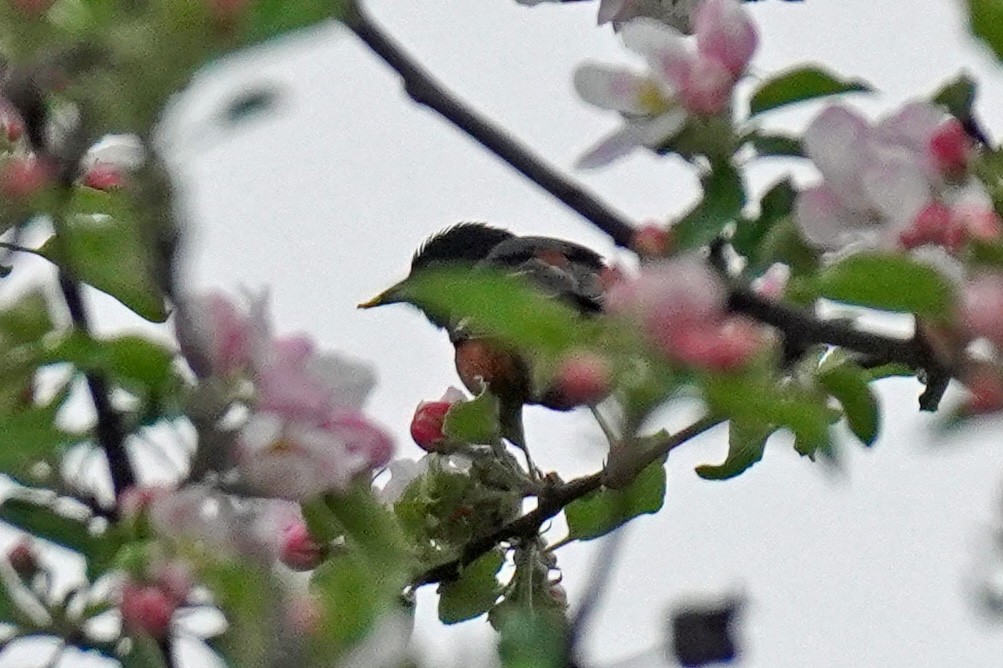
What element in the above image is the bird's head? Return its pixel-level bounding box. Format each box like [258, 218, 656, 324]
[358, 222, 515, 329]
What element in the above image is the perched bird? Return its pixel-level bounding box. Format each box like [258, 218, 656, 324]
[359, 223, 608, 459]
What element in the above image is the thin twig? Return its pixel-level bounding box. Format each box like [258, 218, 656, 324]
[411, 416, 721, 588]
[344, 0, 638, 249]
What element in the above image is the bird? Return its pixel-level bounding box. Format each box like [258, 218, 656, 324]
[358, 223, 608, 467]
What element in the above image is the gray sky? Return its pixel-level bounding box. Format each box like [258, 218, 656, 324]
[6, 0, 1003, 665]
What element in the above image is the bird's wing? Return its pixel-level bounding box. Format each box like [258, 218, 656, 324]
[481, 236, 606, 314]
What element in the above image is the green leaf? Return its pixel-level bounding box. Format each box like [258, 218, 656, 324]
[41, 203, 167, 322]
[673, 161, 746, 252]
[732, 178, 797, 262]
[119, 634, 168, 668]
[0, 499, 93, 555]
[301, 498, 344, 543]
[932, 73, 977, 120]
[754, 216, 820, 278]
[438, 549, 504, 624]
[45, 332, 174, 393]
[748, 132, 804, 158]
[443, 391, 501, 445]
[749, 66, 873, 116]
[696, 419, 774, 480]
[967, 0, 1003, 61]
[495, 604, 567, 668]
[394, 270, 593, 354]
[0, 288, 52, 348]
[816, 252, 956, 318]
[565, 459, 666, 541]
[702, 370, 832, 456]
[324, 485, 408, 589]
[818, 361, 880, 446]
[310, 555, 387, 653]
[247, 0, 348, 42]
[0, 405, 77, 480]
[0, 496, 120, 581]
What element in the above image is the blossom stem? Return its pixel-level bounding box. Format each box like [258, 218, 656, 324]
[410, 415, 721, 588]
[343, 0, 637, 248]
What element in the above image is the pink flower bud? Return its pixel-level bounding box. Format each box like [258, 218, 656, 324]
[962, 274, 1003, 349]
[929, 118, 969, 178]
[82, 164, 125, 191]
[207, 0, 248, 25]
[552, 350, 613, 407]
[7, 539, 38, 578]
[2, 115, 23, 143]
[963, 363, 1003, 414]
[680, 56, 734, 116]
[153, 561, 193, 604]
[632, 223, 672, 259]
[410, 400, 453, 452]
[671, 318, 763, 371]
[900, 201, 951, 250]
[285, 595, 322, 636]
[119, 486, 169, 520]
[0, 157, 50, 200]
[120, 583, 177, 640]
[279, 521, 324, 571]
[694, 0, 758, 78]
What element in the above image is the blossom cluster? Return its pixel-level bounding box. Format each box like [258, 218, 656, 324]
[795, 103, 999, 255]
[574, 0, 757, 166]
[176, 289, 394, 500]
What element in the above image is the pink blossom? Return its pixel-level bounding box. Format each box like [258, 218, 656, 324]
[236, 411, 392, 500]
[574, 0, 757, 167]
[609, 256, 761, 369]
[253, 337, 377, 424]
[175, 289, 268, 378]
[794, 102, 989, 254]
[752, 263, 789, 301]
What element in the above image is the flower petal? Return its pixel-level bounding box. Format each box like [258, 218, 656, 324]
[803, 105, 871, 203]
[694, 0, 758, 77]
[574, 64, 654, 114]
[794, 183, 874, 251]
[576, 126, 643, 168]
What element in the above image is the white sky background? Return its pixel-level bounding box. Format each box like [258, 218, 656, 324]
[6, 0, 1003, 666]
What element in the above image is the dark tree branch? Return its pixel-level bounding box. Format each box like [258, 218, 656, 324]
[344, 0, 638, 249]
[411, 416, 721, 588]
[4, 62, 138, 498]
[727, 288, 952, 410]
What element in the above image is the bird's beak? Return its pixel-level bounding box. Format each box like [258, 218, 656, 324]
[358, 280, 407, 309]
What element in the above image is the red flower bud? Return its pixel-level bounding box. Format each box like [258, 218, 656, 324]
[279, 521, 324, 571]
[120, 583, 177, 639]
[7, 539, 38, 578]
[631, 223, 672, 260]
[963, 363, 1003, 415]
[929, 118, 969, 178]
[82, 164, 125, 191]
[410, 400, 453, 452]
[0, 157, 51, 200]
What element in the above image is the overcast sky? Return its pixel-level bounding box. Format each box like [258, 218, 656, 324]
[6, 0, 1003, 666]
